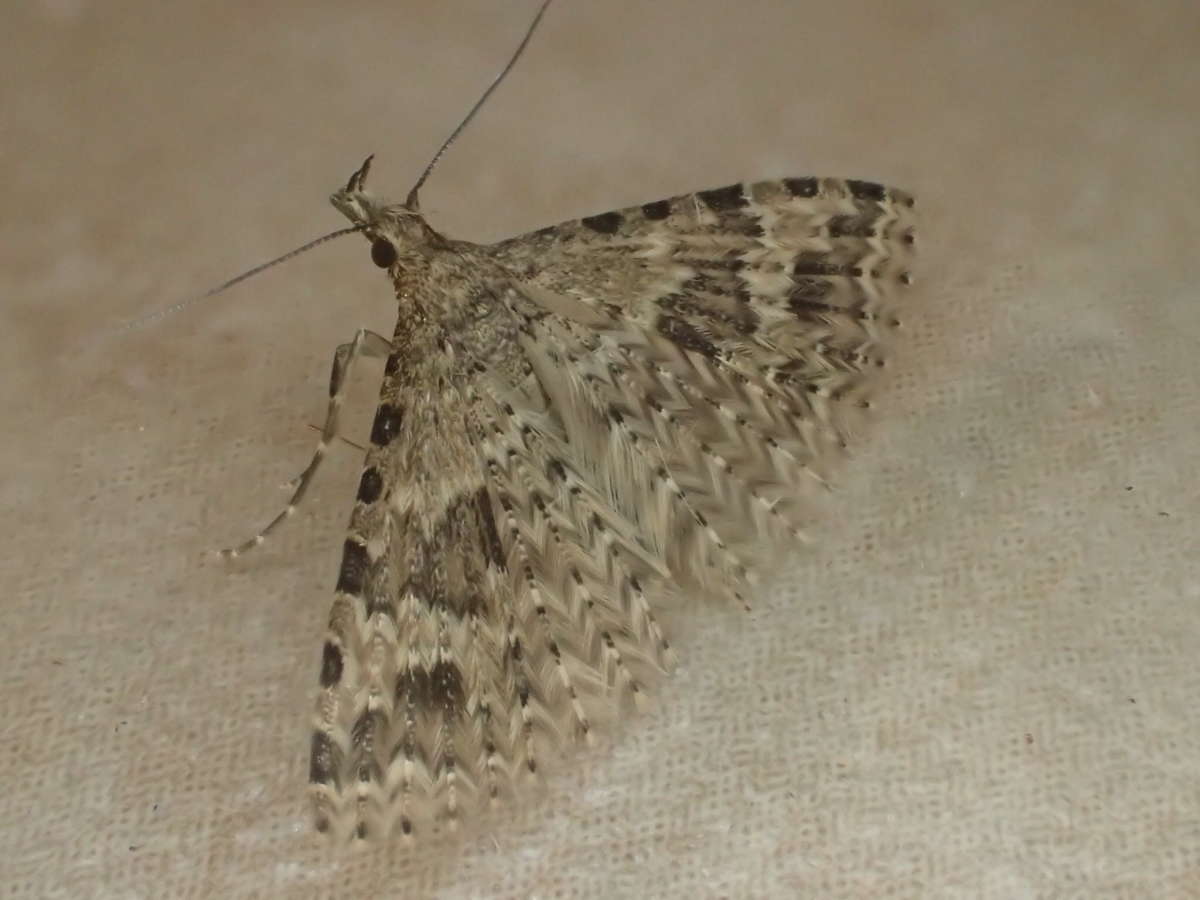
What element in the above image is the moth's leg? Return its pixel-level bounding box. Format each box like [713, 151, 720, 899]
[219, 328, 393, 558]
[282, 428, 366, 487]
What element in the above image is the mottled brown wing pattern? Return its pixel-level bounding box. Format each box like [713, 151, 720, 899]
[308, 245, 680, 844]
[309, 172, 914, 843]
[492, 177, 915, 444]
[492, 176, 915, 574]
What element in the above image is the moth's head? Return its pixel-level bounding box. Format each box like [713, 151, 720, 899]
[330, 155, 436, 270]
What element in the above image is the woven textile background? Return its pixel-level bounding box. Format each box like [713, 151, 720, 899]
[4, 1, 1198, 897]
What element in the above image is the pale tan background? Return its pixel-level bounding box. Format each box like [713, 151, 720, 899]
[4, 0, 1199, 897]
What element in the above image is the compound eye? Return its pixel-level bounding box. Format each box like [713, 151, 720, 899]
[370, 237, 397, 268]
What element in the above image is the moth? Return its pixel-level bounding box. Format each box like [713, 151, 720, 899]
[213, 0, 915, 843]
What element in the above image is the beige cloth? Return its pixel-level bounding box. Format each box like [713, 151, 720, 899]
[4, 1, 1198, 896]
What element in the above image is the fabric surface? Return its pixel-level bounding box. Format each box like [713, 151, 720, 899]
[4, 1, 1198, 897]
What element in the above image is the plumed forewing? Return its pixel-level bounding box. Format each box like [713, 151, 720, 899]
[488, 177, 916, 574]
[309, 268, 678, 844]
[490, 177, 915, 419]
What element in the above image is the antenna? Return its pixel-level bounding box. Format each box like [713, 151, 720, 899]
[404, 0, 553, 209]
[118, 1, 553, 335]
[115, 225, 364, 334]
